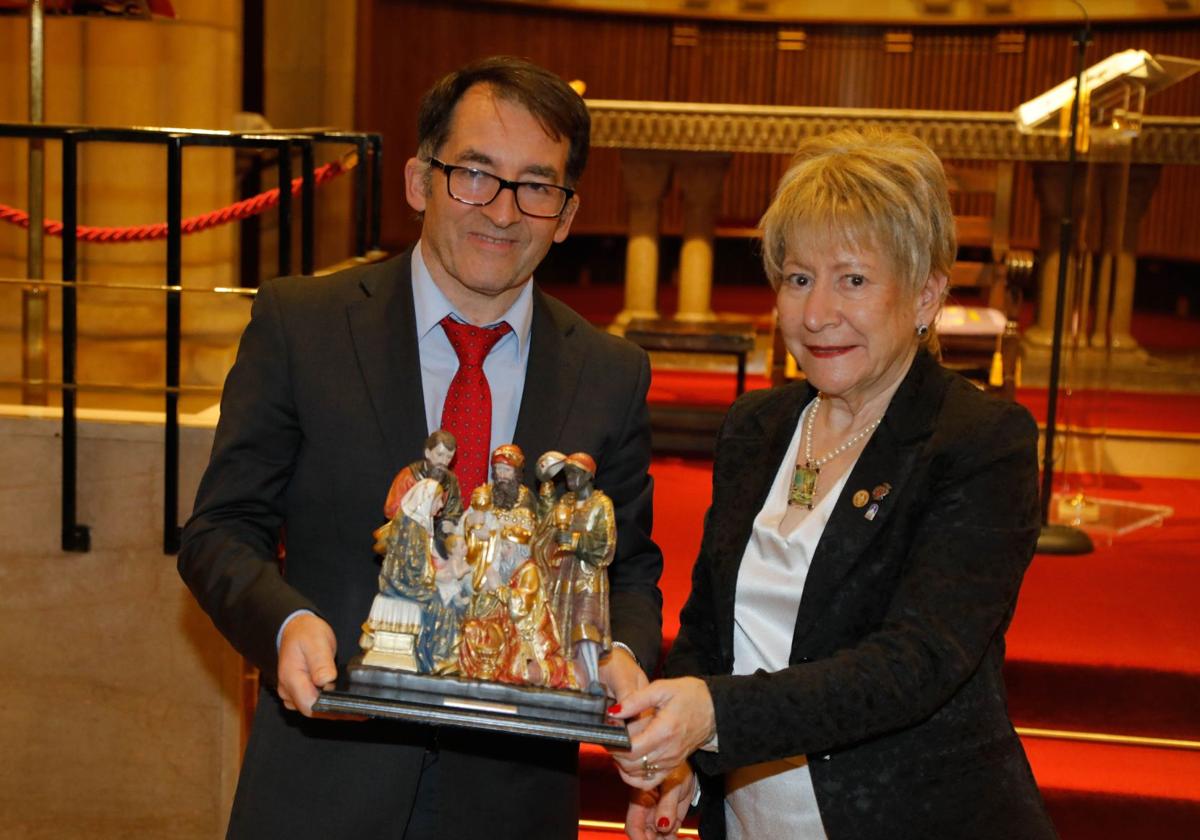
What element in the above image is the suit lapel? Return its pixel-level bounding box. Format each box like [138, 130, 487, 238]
[512, 287, 584, 462]
[789, 351, 946, 653]
[347, 250, 428, 470]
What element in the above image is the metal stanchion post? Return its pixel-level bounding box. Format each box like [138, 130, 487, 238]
[164, 136, 184, 555]
[300, 140, 315, 275]
[278, 146, 293, 277]
[23, 0, 49, 406]
[354, 136, 368, 257]
[61, 131, 89, 553]
[1036, 13, 1094, 556]
[369, 134, 383, 252]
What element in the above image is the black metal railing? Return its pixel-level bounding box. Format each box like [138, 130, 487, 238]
[0, 122, 383, 555]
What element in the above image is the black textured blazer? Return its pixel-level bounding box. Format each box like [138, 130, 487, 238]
[666, 349, 1056, 840]
[179, 249, 663, 839]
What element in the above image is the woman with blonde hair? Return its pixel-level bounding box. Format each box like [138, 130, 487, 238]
[612, 128, 1055, 840]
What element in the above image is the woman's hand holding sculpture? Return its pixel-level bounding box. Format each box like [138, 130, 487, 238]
[610, 676, 716, 791]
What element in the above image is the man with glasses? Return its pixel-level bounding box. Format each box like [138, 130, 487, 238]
[179, 56, 663, 839]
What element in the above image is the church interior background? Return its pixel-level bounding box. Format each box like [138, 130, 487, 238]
[1, 1, 1197, 837]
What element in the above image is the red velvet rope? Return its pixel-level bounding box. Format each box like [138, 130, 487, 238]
[0, 159, 347, 243]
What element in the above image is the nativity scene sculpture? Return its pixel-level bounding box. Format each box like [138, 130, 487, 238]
[323, 432, 627, 747]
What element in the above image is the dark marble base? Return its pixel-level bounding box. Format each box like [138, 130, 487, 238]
[312, 658, 631, 749]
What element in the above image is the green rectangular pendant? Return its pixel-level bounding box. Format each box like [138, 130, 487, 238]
[789, 464, 819, 509]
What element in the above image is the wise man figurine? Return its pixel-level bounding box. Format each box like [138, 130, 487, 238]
[545, 452, 614, 695]
[467, 444, 537, 591]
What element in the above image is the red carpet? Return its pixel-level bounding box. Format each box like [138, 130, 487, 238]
[648, 369, 772, 408]
[649, 457, 714, 642]
[1025, 738, 1200, 839]
[1005, 475, 1200, 742]
[1010, 476, 1200, 675]
[1016, 388, 1200, 436]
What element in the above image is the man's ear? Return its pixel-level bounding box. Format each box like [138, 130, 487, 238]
[404, 156, 430, 213]
[553, 194, 579, 244]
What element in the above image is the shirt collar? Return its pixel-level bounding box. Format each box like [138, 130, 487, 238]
[411, 241, 534, 356]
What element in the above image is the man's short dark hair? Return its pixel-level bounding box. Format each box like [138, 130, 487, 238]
[417, 55, 591, 187]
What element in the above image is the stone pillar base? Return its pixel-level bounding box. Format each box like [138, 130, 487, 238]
[613, 308, 664, 326]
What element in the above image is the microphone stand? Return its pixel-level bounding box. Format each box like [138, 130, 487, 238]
[1036, 15, 1094, 555]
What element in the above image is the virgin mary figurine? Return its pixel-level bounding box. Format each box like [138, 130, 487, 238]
[359, 477, 444, 671]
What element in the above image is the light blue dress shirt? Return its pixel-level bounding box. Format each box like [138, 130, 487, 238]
[409, 241, 533, 455]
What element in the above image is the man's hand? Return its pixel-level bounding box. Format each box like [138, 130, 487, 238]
[276, 613, 339, 717]
[600, 645, 649, 703]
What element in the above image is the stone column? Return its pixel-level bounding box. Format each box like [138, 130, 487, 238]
[1093, 163, 1161, 351]
[265, 0, 359, 273]
[0, 8, 244, 401]
[674, 153, 730, 323]
[614, 151, 673, 326]
[76, 11, 243, 391]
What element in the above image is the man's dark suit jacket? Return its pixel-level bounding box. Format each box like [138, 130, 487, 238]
[179, 250, 663, 839]
[667, 349, 1056, 840]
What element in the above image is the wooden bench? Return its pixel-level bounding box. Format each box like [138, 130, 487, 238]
[624, 317, 757, 455]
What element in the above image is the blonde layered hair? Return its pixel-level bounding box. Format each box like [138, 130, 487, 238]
[760, 128, 956, 343]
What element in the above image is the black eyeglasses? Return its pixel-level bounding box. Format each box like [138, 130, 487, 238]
[428, 158, 574, 219]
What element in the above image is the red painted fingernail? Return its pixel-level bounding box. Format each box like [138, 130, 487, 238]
[607, 703, 622, 714]
[658, 817, 670, 829]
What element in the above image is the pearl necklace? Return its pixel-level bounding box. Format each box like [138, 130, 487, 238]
[788, 395, 883, 509]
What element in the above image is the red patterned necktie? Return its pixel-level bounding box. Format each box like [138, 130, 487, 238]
[439, 315, 512, 495]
